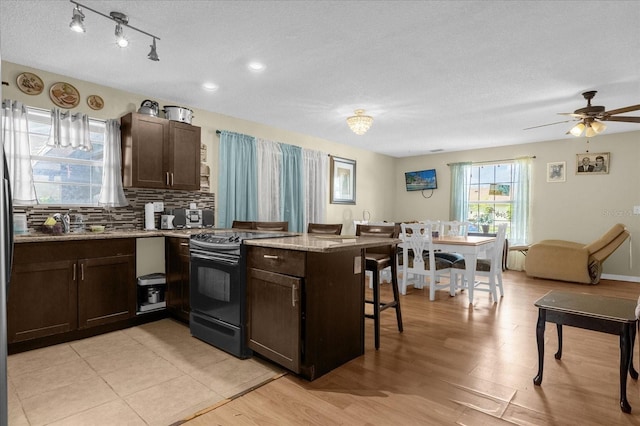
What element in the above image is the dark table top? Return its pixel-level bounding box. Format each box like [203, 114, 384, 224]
[534, 290, 638, 323]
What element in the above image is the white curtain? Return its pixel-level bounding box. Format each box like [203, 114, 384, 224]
[47, 108, 93, 151]
[256, 138, 282, 220]
[98, 119, 128, 207]
[1, 100, 37, 204]
[511, 157, 532, 245]
[449, 162, 471, 221]
[303, 148, 328, 225]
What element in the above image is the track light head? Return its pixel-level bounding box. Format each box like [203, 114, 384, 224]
[69, 6, 85, 33]
[115, 23, 128, 48]
[148, 38, 159, 61]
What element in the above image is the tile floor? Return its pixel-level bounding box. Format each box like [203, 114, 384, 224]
[7, 318, 283, 426]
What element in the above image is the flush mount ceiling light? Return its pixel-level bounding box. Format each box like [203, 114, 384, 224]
[247, 62, 265, 72]
[346, 109, 374, 135]
[68, 0, 161, 61]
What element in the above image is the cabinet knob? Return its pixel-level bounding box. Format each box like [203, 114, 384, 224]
[263, 255, 279, 259]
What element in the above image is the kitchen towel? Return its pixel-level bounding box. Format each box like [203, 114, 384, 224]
[145, 202, 156, 230]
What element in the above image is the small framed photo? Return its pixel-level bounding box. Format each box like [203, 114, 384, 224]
[547, 162, 566, 182]
[330, 156, 356, 204]
[576, 152, 609, 175]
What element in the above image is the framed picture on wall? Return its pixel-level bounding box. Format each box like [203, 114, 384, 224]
[576, 152, 609, 175]
[330, 156, 356, 204]
[547, 161, 566, 182]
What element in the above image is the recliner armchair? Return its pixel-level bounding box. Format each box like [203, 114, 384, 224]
[525, 223, 630, 284]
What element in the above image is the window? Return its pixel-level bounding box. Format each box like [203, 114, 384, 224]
[26, 107, 105, 205]
[466, 162, 514, 235]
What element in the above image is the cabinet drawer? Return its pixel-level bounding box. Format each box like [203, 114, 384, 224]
[172, 238, 190, 256]
[248, 247, 306, 277]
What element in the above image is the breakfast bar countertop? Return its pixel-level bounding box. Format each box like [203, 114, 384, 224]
[243, 234, 401, 253]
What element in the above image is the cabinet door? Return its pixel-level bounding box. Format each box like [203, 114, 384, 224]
[168, 121, 201, 190]
[166, 238, 190, 322]
[121, 113, 170, 188]
[7, 260, 77, 343]
[248, 268, 301, 373]
[78, 254, 136, 329]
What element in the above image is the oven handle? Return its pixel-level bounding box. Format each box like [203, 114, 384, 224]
[292, 284, 297, 307]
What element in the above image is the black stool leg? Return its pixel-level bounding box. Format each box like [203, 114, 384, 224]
[390, 260, 403, 332]
[372, 265, 381, 350]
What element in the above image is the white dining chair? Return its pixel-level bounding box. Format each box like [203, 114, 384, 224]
[399, 222, 453, 300]
[450, 223, 507, 301]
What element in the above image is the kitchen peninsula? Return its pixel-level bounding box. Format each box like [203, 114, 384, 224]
[244, 234, 398, 380]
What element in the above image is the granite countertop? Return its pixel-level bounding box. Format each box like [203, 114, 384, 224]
[243, 234, 401, 253]
[15, 229, 400, 252]
[13, 228, 211, 243]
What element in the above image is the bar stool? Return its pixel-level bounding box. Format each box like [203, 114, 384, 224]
[356, 224, 403, 350]
[307, 223, 343, 235]
[254, 221, 288, 231]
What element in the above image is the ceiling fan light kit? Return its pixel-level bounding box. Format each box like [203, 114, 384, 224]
[347, 109, 374, 135]
[527, 90, 640, 137]
[68, 0, 160, 61]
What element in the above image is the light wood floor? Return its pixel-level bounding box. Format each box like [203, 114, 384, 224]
[185, 271, 640, 426]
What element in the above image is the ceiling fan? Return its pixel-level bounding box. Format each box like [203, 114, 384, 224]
[525, 91, 640, 137]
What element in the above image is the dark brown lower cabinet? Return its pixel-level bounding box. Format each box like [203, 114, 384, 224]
[8, 239, 136, 345]
[78, 254, 136, 329]
[165, 237, 191, 322]
[248, 268, 301, 373]
[247, 246, 364, 380]
[8, 259, 77, 343]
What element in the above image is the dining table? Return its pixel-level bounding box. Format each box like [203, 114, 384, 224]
[432, 235, 496, 304]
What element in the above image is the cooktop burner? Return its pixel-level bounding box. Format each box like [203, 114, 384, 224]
[190, 231, 292, 251]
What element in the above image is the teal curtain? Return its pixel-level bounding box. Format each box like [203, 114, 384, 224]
[218, 131, 257, 228]
[280, 143, 304, 232]
[449, 162, 471, 221]
[511, 157, 532, 245]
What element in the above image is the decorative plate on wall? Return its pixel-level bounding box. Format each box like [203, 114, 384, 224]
[49, 82, 80, 108]
[87, 95, 104, 110]
[16, 72, 44, 95]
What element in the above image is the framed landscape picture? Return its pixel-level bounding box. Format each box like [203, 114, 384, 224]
[547, 161, 566, 182]
[330, 156, 356, 204]
[576, 152, 609, 175]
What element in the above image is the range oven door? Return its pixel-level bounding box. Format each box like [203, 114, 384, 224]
[189, 251, 250, 358]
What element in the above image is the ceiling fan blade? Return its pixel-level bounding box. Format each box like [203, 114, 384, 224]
[604, 104, 640, 116]
[558, 112, 584, 118]
[523, 119, 574, 130]
[601, 116, 640, 123]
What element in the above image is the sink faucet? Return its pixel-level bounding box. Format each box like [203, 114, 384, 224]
[53, 211, 71, 233]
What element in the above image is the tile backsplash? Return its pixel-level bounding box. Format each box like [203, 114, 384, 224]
[13, 188, 215, 233]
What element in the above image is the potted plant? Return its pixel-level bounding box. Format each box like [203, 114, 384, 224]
[476, 213, 492, 234]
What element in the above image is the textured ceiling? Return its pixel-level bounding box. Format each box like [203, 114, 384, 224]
[1, 0, 639, 157]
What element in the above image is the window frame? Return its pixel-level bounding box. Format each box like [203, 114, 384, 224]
[25, 106, 106, 207]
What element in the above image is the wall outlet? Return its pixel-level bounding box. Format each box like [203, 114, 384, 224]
[634, 206, 640, 215]
[153, 202, 164, 212]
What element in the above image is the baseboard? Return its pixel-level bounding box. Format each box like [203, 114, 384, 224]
[601, 273, 640, 283]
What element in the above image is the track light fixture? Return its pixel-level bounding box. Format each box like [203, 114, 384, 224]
[68, 0, 160, 61]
